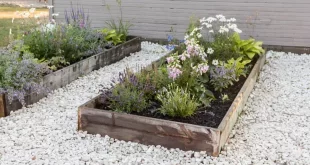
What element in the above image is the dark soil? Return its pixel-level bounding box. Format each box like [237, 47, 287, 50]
[96, 57, 258, 128]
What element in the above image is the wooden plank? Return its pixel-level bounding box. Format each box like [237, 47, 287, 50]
[0, 94, 6, 118]
[217, 53, 266, 152]
[81, 122, 220, 156]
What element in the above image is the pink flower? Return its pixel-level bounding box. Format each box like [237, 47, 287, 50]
[168, 67, 182, 80]
[200, 65, 209, 74]
[166, 57, 174, 64]
[194, 64, 209, 75]
[179, 54, 186, 61]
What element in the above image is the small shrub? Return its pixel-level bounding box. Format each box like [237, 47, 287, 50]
[23, 24, 105, 69]
[209, 63, 236, 92]
[157, 84, 199, 118]
[103, 0, 132, 44]
[225, 57, 251, 80]
[101, 28, 123, 46]
[232, 32, 265, 60]
[108, 85, 149, 113]
[99, 68, 155, 113]
[0, 49, 50, 105]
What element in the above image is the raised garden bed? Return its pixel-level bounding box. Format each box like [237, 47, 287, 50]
[77, 50, 266, 156]
[0, 37, 141, 117]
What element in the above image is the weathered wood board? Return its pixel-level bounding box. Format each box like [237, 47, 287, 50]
[77, 51, 266, 156]
[0, 37, 141, 117]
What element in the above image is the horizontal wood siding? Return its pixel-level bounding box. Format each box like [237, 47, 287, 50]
[53, 0, 310, 47]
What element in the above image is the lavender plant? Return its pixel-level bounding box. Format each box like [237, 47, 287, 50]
[64, 4, 91, 28]
[99, 68, 157, 113]
[0, 49, 50, 105]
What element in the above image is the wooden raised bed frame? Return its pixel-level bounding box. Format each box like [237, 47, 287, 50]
[0, 37, 141, 117]
[77, 52, 266, 156]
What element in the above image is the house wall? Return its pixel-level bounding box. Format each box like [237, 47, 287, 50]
[52, 0, 310, 47]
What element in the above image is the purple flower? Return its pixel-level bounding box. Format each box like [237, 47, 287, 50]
[167, 35, 173, 42]
[166, 45, 175, 51]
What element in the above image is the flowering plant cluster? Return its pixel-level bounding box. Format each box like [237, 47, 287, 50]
[99, 14, 263, 118]
[160, 14, 264, 116]
[14, 6, 107, 70]
[2, 5, 108, 106]
[0, 49, 50, 105]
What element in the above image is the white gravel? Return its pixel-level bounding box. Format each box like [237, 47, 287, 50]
[0, 48, 310, 165]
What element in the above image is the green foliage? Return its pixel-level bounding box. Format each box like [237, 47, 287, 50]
[171, 56, 214, 106]
[109, 85, 149, 113]
[193, 81, 215, 106]
[206, 33, 240, 62]
[43, 56, 70, 71]
[101, 28, 123, 45]
[225, 57, 251, 79]
[102, 68, 155, 113]
[137, 64, 173, 96]
[103, 0, 132, 45]
[23, 24, 105, 69]
[157, 83, 199, 118]
[232, 32, 265, 59]
[209, 63, 237, 92]
[221, 93, 230, 103]
[0, 49, 50, 104]
[185, 16, 200, 35]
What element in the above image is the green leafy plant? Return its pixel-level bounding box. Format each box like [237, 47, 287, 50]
[23, 24, 105, 69]
[221, 93, 230, 103]
[100, 68, 155, 113]
[209, 62, 237, 92]
[109, 85, 149, 113]
[103, 0, 132, 44]
[136, 64, 173, 98]
[225, 57, 251, 79]
[0, 49, 50, 105]
[101, 28, 123, 45]
[232, 32, 265, 59]
[157, 83, 199, 118]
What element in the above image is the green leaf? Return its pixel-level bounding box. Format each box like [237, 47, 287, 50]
[246, 52, 256, 59]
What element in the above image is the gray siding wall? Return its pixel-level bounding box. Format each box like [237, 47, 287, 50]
[53, 0, 310, 47]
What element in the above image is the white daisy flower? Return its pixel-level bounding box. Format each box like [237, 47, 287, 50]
[212, 59, 219, 66]
[206, 17, 217, 23]
[207, 48, 214, 54]
[234, 27, 242, 33]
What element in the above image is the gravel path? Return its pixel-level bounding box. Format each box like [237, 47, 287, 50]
[0, 48, 310, 165]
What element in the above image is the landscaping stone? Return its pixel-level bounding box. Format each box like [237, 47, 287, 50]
[0, 49, 309, 164]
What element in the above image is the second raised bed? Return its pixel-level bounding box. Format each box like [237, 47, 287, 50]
[0, 37, 141, 117]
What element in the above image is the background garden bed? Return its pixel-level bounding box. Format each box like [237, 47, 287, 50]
[0, 37, 141, 117]
[77, 51, 266, 156]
